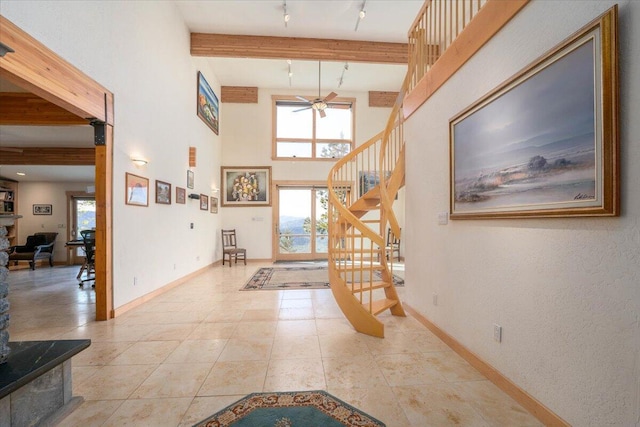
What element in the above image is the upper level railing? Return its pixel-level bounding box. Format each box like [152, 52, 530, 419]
[408, 0, 488, 92]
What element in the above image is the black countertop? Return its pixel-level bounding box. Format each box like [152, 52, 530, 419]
[0, 340, 91, 399]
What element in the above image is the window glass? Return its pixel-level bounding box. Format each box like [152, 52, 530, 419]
[276, 142, 312, 158]
[317, 143, 351, 159]
[316, 106, 352, 139]
[276, 105, 312, 139]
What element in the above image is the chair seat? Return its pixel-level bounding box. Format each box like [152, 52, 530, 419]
[221, 229, 247, 267]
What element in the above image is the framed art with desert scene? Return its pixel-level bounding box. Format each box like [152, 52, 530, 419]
[221, 166, 272, 207]
[125, 172, 149, 207]
[449, 7, 618, 219]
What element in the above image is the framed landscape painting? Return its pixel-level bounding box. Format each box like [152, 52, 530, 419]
[125, 173, 149, 207]
[221, 166, 272, 207]
[197, 71, 219, 135]
[449, 8, 618, 219]
[155, 180, 171, 205]
[210, 197, 218, 214]
[176, 187, 186, 204]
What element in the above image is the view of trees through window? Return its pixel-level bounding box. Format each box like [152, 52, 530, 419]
[273, 97, 354, 160]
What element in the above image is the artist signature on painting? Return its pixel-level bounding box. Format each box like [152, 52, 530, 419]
[574, 193, 595, 200]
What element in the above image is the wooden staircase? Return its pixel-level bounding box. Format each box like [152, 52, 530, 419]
[327, 64, 413, 338]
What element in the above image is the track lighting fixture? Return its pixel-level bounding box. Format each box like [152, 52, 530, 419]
[283, 1, 290, 27]
[355, 0, 367, 31]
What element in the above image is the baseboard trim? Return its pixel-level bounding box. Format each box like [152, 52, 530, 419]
[404, 304, 569, 427]
[112, 264, 214, 317]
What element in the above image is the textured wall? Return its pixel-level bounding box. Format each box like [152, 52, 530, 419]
[403, 1, 639, 425]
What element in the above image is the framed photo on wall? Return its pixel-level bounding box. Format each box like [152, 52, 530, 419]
[221, 166, 272, 207]
[187, 170, 194, 189]
[125, 172, 149, 207]
[200, 194, 208, 210]
[32, 204, 52, 215]
[449, 8, 618, 219]
[155, 180, 171, 205]
[210, 197, 218, 213]
[176, 187, 186, 204]
[197, 71, 219, 135]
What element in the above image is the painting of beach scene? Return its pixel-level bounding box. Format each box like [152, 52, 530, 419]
[450, 28, 611, 219]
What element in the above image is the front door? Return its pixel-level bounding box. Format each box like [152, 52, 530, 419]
[274, 185, 328, 261]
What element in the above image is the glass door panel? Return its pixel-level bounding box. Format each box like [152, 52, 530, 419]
[70, 197, 96, 264]
[315, 189, 328, 254]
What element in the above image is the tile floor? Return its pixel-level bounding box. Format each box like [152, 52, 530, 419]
[6, 263, 542, 426]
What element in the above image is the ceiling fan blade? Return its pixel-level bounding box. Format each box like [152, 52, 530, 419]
[323, 92, 338, 102]
[293, 106, 312, 113]
[329, 104, 351, 109]
[319, 109, 327, 118]
[295, 96, 311, 103]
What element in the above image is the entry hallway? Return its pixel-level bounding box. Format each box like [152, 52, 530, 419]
[8, 265, 541, 426]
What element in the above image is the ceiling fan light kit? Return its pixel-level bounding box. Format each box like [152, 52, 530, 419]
[292, 62, 342, 118]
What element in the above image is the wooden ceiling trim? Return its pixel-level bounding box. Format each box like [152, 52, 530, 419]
[0, 147, 95, 165]
[191, 33, 408, 64]
[369, 91, 399, 108]
[221, 86, 258, 103]
[0, 93, 88, 125]
[0, 15, 113, 125]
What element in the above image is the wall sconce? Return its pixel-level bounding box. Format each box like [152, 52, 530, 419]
[131, 158, 148, 166]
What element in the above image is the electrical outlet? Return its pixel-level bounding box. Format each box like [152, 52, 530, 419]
[432, 293, 438, 306]
[493, 324, 502, 342]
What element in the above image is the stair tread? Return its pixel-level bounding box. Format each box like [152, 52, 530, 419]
[350, 281, 391, 293]
[362, 298, 398, 315]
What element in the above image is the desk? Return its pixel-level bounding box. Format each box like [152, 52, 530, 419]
[65, 240, 92, 281]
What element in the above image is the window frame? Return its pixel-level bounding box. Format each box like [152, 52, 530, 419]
[272, 95, 356, 161]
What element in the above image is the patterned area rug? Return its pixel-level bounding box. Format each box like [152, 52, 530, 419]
[193, 390, 386, 427]
[241, 266, 404, 290]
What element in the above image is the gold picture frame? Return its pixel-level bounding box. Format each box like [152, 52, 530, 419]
[221, 166, 272, 207]
[449, 7, 618, 219]
[125, 172, 149, 207]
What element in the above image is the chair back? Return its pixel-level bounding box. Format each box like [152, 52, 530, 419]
[80, 229, 96, 258]
[387, 228, 400, 245]
[221, 229, 238, 250]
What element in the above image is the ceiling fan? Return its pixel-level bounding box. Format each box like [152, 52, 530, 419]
[293, 62, 349, 118]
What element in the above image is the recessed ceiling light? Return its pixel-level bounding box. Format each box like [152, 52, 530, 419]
[16, 172, 26, 176]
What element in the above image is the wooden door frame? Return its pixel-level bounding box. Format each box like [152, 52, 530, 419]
[272, 180, 329, 262]
[1, 15, 113, 320]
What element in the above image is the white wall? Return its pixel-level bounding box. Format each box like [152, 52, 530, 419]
[16, 182, 93, 262]
[403, 1, 639, 425]
[221, 88, 392, 259]
[2, 1, 222, 308]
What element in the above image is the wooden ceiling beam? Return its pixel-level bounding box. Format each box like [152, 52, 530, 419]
[191, 33, 408, 64]
[0, 147, 95, 165]
[0, 93, 88, 125]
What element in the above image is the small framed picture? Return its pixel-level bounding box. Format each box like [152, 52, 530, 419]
[210, 197, 218, 213]
[33, 204, 52, 215]
[176, 187, 186, 204]
[125, 172, 149, 207]
[200, 194, 208, 210]
[187, 170, 195, 189]
[155, 180, 171, 204]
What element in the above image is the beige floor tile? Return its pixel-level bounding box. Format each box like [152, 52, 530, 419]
[72, 366, 99, 390]
[102, 397, 192, 427]
[422, 351, 487, 382]
[279, 307, 316, 320]
[187, 322, 237, 339]
[108, 340, 180, 365]
[217, 337, 273, 361]
[202, 310, 244, 323]
[164, 339, 227, 364]
[454, 380, 544, 426]
[178, 395, 245, 427]
[141, 323, 198, 341]
[271, 335, 321, 359]
[233, 320, 278, 338]
[280, 298, 313, 309]
[71, 341, 135, 366]
[275, 319, 317, 336]
[323, 356, 388, 389]
[315, 318, 357, 335]
[241, 308, 280, 321]
[329, 386, 411, 427]
[394, 384, 491, 427]
[130, 363, 212, 398]
[59, 323, 154, 342]
[264, 358, 326, 391]
[75, 364, 157, 400]
[57, 400, 124, 427]
[198, 360, 268, 396]
[375, 352, 445, 386]
[318, 332, 371, 358]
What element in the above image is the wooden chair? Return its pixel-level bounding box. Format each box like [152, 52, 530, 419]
[386, 228, 401, 261]
[221, 229, 246, 267]
[78, 229, 96, 286]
